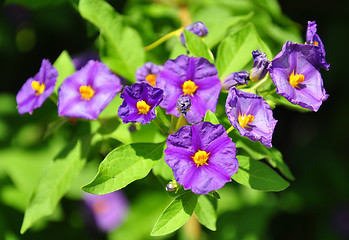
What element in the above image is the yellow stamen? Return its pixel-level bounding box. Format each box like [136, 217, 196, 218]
[145, 74, 157, 86]
[289, 71, 305, 89]
[137, 100, 151, 114]
[182, 80, 198, 95]
[238, 114, 254, 129]
[313, 41, 319, 46]
[31, 81, 45, 95]
[192, 150, 210, 167]
[79, 85, 95, 100]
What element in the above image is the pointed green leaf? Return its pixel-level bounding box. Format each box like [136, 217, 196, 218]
[151, 192, 198, 236]
[204, 110, 220, 125]
[53, 50, 75, 95]
[195, 195, 217, 231]
[232, 130, 294, 180]
[79, 0, 144, 81]
[82, 142, 165, 195]
[232, 155, 290, 191]
[183, 30, 214, 63]
[20, 137, 90, 233]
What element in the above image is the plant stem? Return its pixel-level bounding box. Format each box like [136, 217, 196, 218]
[226, 125, 235, 134]
[175, 113, 184, 131]
[144, 28, 183, 51]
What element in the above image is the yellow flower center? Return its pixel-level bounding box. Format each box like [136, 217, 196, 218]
[145, 74, 157, 87]
[137, 100, 151, 114]
[238, 114, 255, 129]
[182, 80, 198, 95]
[31, 81, 45, 95]
[79, 85, 95, 100]
[289, 71, 305, 89]
[192, 150, 210, 167]
[92, 199, 109, 214]
[313, 41, 319, 46]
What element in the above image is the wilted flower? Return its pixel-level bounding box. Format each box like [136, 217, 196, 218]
[222, 71, 250, 90]
[306, 21, 330, 70]
[268, 41, 329, 112]
[250, 50, 270, 82]
[16, 59, 58, 115]
[118, 82, 164, 124]
[164, 122, 239, 195]
[225, 88, 277, 147]
[58, 60, 122, 119]
[83, 191, 128, 233]
[180, 21, 209, 46]
[135, 62, 163, 87]
[157, 55, 221, 124]
[176, 94, 191, 115]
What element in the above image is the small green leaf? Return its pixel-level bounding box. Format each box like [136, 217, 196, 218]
[183, 30, 214, 63]
[53, 50, 76, 95]
[151, 192, 198, 236]
[204, 110, 220, 125]
[79, 0, 144, 81]
[82, 142, 165, 194]
[195, 195, 217, 231]
[20, 137, 90, 233]
[232, 155, 290, 191]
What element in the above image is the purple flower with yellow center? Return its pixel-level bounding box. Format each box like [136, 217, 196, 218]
[222, 71, 250, 90]
[16, 59, 58, 115]
[268, 41, 329, 112]
[135, 62, 163, 87]
[250, 50, 270, 82]
[164, 122, 239, 195]
[306, 21, 330, 70]
[180, 21, 209, 46]
[118, 82, 164, 124]
[83, 191, 128, 232]
[58, 60, 122, 120]
[226, 88, 277, 147]
[156, 55, 221, 124]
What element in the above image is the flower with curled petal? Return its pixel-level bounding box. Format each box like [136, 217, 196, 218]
[135, 62, 163, 87]
[16, 59, 58, 115]
[58, 60, 122, 120]
[225, 88, 277, 147]
[156, 55, 221, 124]
[164, 122, 239, 195]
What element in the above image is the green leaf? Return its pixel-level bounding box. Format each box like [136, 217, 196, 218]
[82, 142, 165, 194]
[204, 110, 220, 125]
[152, 157, 174, 182]
[195, 195, 217, 231]
[217, 23, 270, 79]
[264, 92, 312, 112]
[20, 137, 90, 233]
[79, 0, 144, 81]
[151, 192, 198, 236]
[232, 131, 294, 180]
[183, 30, 214, 63]
[53, 50, 76, 95]
[232, 155, 290, 191]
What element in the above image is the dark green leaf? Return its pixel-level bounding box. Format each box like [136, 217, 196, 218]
[183, 30, 214, 63]
[195, 195, 217, 231]
[232, 155, 290, 191]
[151, 192, 198, 236]
[82, 142, 165, 194]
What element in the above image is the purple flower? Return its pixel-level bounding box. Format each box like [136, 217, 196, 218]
[118, 82, 164, 124]
[164, 122, 238, 195]
[156, 55, 221, 124]
[83, 191, 128, 232]
[306, 21, 330, 70]
[225, 88, 277, 147]
[16, 59, 58, 115]
[268, 41, 329, 112]
[222, 71, 250, 90]
[180, 21, 209, 46]
[135, 62, 163, 87]
[250, 50, 270, 82]
[58, 60, 122, 120]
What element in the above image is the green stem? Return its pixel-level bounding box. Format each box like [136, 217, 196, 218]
[152, 118, 168, 135]
[175, 113, 184, 131]
[226, 126, 235, 134]
[250, 76, 271, 91]
[144, 28, 183, 51]
[49, 94, 58, 105]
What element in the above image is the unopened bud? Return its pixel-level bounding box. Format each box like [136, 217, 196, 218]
[166, 180, 179, 193]
[222, 71, 250, 90]
[180, 21, 209, 46]
[250, 50, 270, 82]
[177, 95, 191, 115]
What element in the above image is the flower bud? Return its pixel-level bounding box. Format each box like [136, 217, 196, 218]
[222, 71, 250, 90]
[166, 180, 179, 193]
[177, 94, 191, 115]
[250, 50, 270, 82]
[180, 21, 209, 46]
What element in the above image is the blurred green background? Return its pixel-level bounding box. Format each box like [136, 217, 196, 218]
[0, 0, 349, 239]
